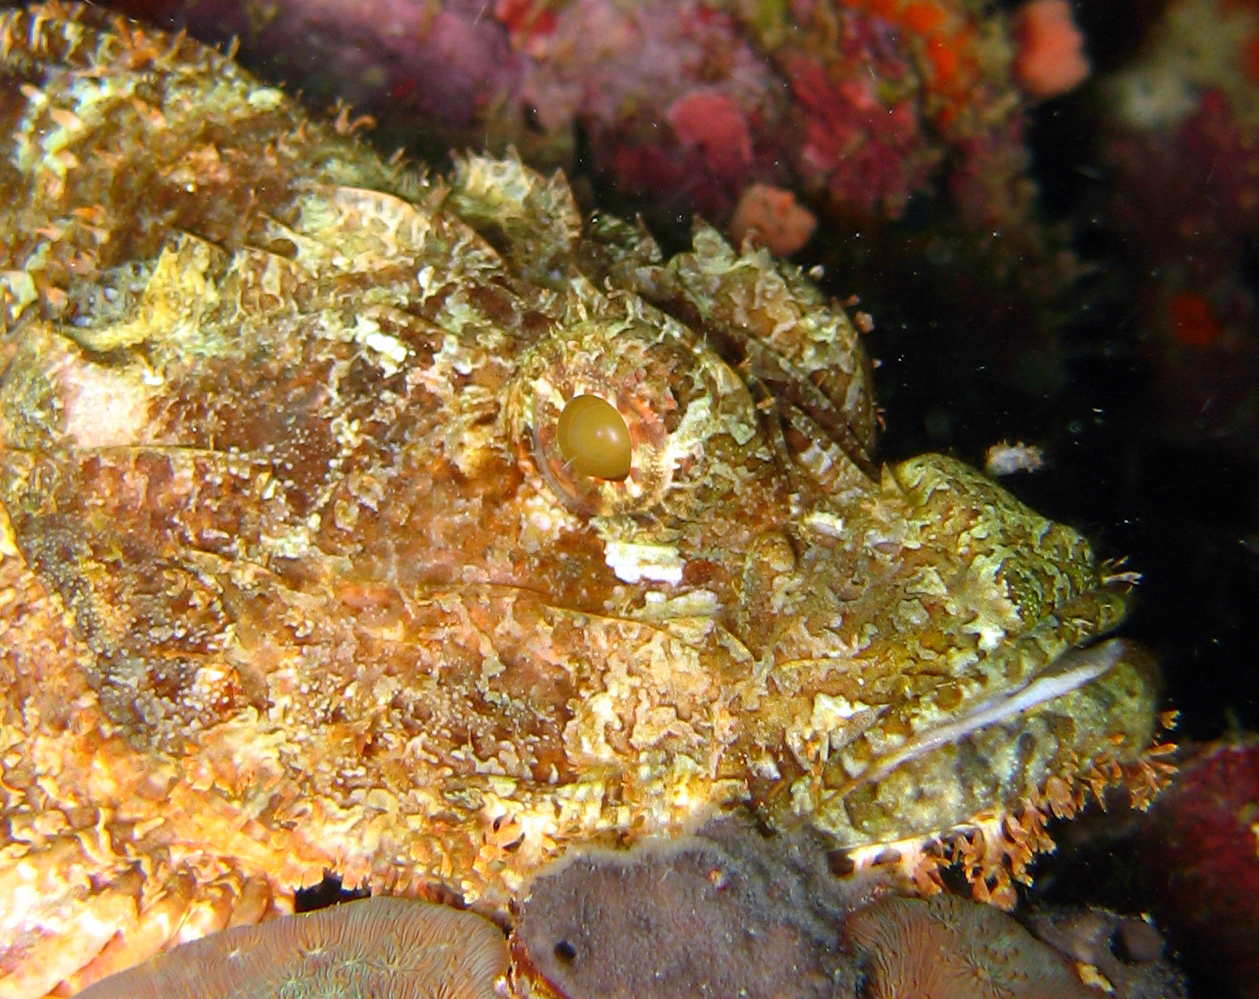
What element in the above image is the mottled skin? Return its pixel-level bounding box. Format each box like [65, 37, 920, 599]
[0, 5, 1159, 996]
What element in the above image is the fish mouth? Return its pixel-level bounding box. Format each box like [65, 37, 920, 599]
[855, 638, 1129, 789]
[799, 630, 1162, 854]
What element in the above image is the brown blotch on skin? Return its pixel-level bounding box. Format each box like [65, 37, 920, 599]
[75, 897, 509, 999]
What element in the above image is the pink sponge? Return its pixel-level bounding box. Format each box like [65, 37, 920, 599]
[1012, 0, 1090, 99]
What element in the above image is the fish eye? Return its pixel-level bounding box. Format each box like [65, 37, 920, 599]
[557, 395, 632, 481]
[505, 317, 681, 515]
[506, 309, 760, 517]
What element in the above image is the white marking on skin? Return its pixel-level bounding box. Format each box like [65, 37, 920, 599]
[804, 510, 846, 538]
[435, 333, 475, 375]
[416, 264, 439, 302]
[633, 589, 718, 619]
[799, 441, 834, 476]
[264, 525, 315, 559]
[751, 755, 782, 780]
[967, 619, 1007, 652]
[517, 491, 583, 553]
[811, 692, 869, 728]
[603, 540, 685, 584]
[56, 358, 155, 448]
[1, 270, 38, 320]
[246, 87, 286, 110]
[352, 314, 407, 375]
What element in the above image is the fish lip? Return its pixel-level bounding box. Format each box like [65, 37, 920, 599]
[856, 637, 1130, 788]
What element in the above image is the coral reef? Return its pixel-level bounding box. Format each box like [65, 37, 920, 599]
[845, 893, 1099, 999]
[72, 825, 1190, 998]
[513, 822, 1178, 999]
[1102, 0, 1259, 443]
[76, 897, 509, 998]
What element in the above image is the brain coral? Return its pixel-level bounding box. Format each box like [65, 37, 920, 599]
[845, 893, 1099, 999]
[75, 897, 508, 999]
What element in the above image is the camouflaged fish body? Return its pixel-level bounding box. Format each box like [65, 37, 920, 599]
[0, 6, 1162, 996]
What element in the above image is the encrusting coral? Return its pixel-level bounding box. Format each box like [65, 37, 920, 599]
[71, 831, 1187, 999]
[511, 819, 873, 999]
[511, 820, 1174, 999]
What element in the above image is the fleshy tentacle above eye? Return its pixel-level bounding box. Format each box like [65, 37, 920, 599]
[628, 222, 879, 480]
[444, 151, 584, 289]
